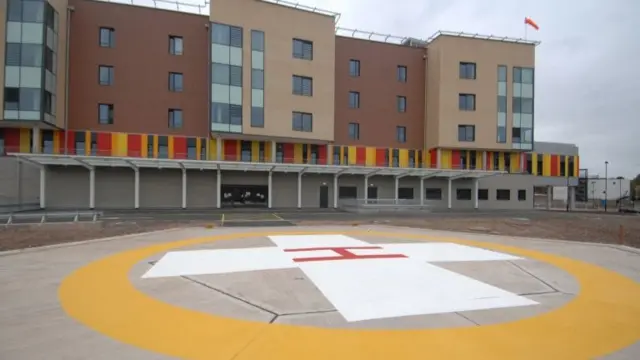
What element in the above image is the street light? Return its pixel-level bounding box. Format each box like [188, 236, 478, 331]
[604, 161, 609, 212]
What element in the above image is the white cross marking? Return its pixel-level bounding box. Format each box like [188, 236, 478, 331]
[143, 235, 538, 322]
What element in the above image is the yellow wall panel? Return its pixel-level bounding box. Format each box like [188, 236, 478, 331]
[294, 143, 303, 163]
[441, 149, 452, 169]
[167, 136, 174, 159]
[19, 129, 31, 153]
[195, 138, 202, 160]
[365, 147, 376, 167]
[153, 135, 159, 158]
[510, 152, 520, 173]
[84, 131, 91, 156]
[340, 146, 347, 165]
[497, 152, 505, 171]
[111, 133, 127, 157]
[542, 154, 551, 176]
[574, 156, 580, 177]
[347, 146, 356, 165]
[265, 140, 272, 162]
[531, 153, 538, 175]
[52, 132, 60, 154]
[424, 149, 431, 168]
[251, 141, 260, 162]
[476, 151, 483, 170]
[140, 135, 148, 158]
[399, 149, 409, 168]
[208, 139, 217, 160]
[236, 140, 241, 160]
[564, 155, 570, 177]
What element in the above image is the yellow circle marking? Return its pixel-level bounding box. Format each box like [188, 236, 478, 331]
[59, 231, 640, 359]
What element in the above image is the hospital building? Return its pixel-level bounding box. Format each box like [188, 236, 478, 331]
[0, 0, 581, 211]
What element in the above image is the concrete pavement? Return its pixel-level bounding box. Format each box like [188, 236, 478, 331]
[1, 226, 639, 359]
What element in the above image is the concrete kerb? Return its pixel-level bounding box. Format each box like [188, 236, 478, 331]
[0, 227, 187, 257]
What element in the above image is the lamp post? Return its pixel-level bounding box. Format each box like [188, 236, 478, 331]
[604, 161, 609, 212]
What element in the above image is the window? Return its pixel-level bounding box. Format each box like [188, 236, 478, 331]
[293, 39, 313, 60]
[349, 60, 360, 77]
[99, 65, 113, 86]
[292, 112, 312, 132]
[251, 30, 265, 51]
[348, 123, 360, 140]
[456, 189, 472, 200]
[292, 75, 313, 96]
[459, 62, 476, 79]
[518, 189, 527, 201]
[99, 27, 115, 48]
[496, 189, 511, 200]
[339, 186, 357, 199]
[169, 72, 183, 92]
[169, 36, 183, 55]
[6, 44, 43, 67]
[398, 188, 414, 199]
[396, 126, 406, 143]
[397, 66, 407, 82]
[459, 94, 475, 111]
[168, 109, 183, 129]
[457, 125, 475, 142]
[212, 64, 242, 86]
[4, 88, 41, 112]
[98, 104, 114, 124]
[349, 91, 360, 108]
[212, 23, 243, 47]
[397, 96, 406, 112]
[478, 189, 489, 200]
[425, 188, 442, 200]
[251, 107, 264, 128]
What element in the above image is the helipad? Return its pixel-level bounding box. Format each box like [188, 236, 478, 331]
[1, 226, 640, 359]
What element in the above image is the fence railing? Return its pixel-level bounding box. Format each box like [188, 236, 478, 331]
[1, 146, 526, 172]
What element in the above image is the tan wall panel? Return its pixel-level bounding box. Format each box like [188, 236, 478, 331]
[426, 35, 535, 150]
[425, 46, 441, 149]
[0, 4, 6, 116]
[48, 0, 69, 128]
[211, 0, 336, 142]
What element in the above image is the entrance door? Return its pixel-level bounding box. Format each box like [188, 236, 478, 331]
[319, 186, 329, 208]
[367, 187, 378, 199]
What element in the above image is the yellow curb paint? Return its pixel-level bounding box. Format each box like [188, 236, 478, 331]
[58, 230, 640, 360]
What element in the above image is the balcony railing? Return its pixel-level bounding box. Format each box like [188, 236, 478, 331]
[0, 145, 532, 172]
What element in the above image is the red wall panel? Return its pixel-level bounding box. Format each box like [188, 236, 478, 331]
[223, 140, 238, 161]
[65, 131, 75, 153]
[283, 143, 294, 163]
[486, 151, 492, 170]
[97, 132, 112, 156]
[2, 129, 20, 153]
[317, 145, 326, 165]
[550, 155, 559, 176]
[128, 134, 141, 157]
[173, 137, 187, 159]
[429, 149, 437, 168]
[451, 150, 461, 170]
[356, 147, 366, 166]
[375, 148, 387, 166]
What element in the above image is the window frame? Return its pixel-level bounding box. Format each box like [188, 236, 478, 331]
[478, 189, 489, 200]
[292, 38, 313, 60]
[349, 91, 360, 108]
[98, 103, 114, 125]
[98, 65, 114, 86]
[169, 35, 183, 55]
[496, 189, 511, 201]
[396, 126, 407, 143]
[99, 27, 115, 48]
[425, 188, 442, 200]
[168, 72, 184, 92]
[292, 111, 313, 132]
[457, 124, 475, 142]
[349, 59, 360, 77]
[292, 75, 313, 96]
[168, 108, 183, 129]
[459, 62, 476, 80]
[458, 93, 476, 111]
[517, 189, 527, 201]
[397, 96, 407, 112]
[456, 188, 472, 200]
[397, 65, 407, 82]
[348, 122, 360, 140]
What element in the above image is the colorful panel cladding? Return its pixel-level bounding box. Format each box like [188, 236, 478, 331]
[528, 152, 580, 177]
[328, 145, 429, 168]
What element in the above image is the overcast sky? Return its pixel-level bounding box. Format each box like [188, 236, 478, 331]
[147, 0, 639, 178]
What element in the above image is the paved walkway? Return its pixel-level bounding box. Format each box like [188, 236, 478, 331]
[1, 226, 639, 359]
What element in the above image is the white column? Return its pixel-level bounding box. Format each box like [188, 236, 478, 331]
[271, 141, 277, 163]
[436, 149, 442, 168]
[297, 172, 302, 208]
[39, 166, 46, 209]
[333, 174, 339, 208]
[89, 168, 95, 209]
[216, 137, 222, 161]
[473, 178, 479, 209]
[546, 186, 552, 210]
[569, 186, 576, 210]
[447, 178, 452, 209]
[216, 169, 221, 208]
[394, 176, 399, 203]
[363, 176, 369, 203]
[267, 171, 273, 208]
[32, 128, 40, 153]
[181, 169, 187, 209]
[134, 169, 140, 209]
[420, 178, 424, 206]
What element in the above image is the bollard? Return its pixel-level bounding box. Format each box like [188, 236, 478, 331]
[618, 225, 625, 245]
